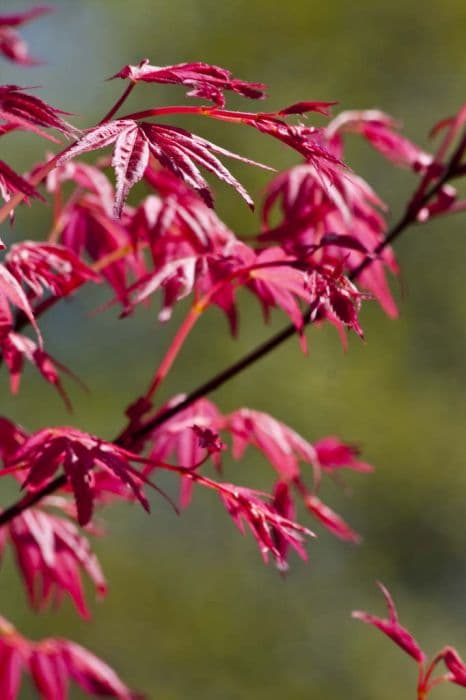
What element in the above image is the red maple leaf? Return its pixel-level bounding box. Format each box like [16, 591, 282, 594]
[7, 428, 152, 526]
[1, 331, 78, 407]
[148, 395, 224, 507]
[3, 498, 106, 619]
[0, 85, 75, 141]
[327, 109, 433, 172]
[226, 407, 317, 482]
[215, 481, 314, 569]
[0, 262, 41, 342]
[58, 118, 273, 216]
[111, 59, 267, 108]
[0, 159, 44, 209]
[6, 241, 99, 301]
[352, 582, 426, 662]
[441, 647, 466, 687]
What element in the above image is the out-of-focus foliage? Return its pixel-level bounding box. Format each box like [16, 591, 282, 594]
[0, 0, 465, 698]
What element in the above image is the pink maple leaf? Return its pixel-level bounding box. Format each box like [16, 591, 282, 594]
[1, 331, 77, 407]
[0, 416, 27, 464]
[0, 7, 52, 29]
[0, 160, 44, 209]
[6, 241, 99, 301]
[0, 262, 41, 343]
[58, 118, 272, 216]
[352, 582, 426, 663]
[248, 117, 341, 173]
[122, 254, 198, 321]
[122, 241, 365, 345]
[111, 59, 267, 108]
[148, 395, 224, 507]
[244, 246, 312, 348]
[279, 101, 337, 117]
[205, 242, 325, 339]
[271, 481, 297, 572]
[0, 85, 75, 141]
[2, 498, 106, 619]
[223, 410, 365, 542]
[214, 480, 314, 569]
[131, 168, 236, 261]
[352, 585, 466, 696]
[225, 408, 317, 482]
[7, 428, 152, 526]
[314, 436, 374, 473]
[441, 647, 466, 687]
[262, 159, 399, 319]
[59, 197, 146, 306]
[307, 263, 366, 338]
[327, 110, 433, 172]
[43, 155, 115, 216]
[304, 493, 361, 542]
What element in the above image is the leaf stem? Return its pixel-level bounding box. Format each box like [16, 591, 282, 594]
[144, 307, 202, 402]
[120, 105, 282, 124]
[99, 82, 136, 124]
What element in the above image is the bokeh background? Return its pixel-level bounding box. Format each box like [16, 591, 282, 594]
[1, 0, 466, 697]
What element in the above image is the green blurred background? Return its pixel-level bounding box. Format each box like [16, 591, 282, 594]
[1, 0, 466, 697]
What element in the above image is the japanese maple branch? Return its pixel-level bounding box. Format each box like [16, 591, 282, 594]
[0, 129, 464, 527]
[132, 139, 464, 442]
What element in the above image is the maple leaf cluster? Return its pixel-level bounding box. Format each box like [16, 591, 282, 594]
[0, 5, 464, 699]
[147, 399, 373, 555]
